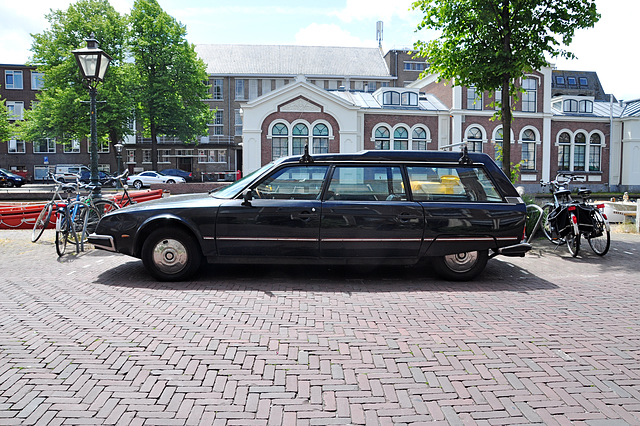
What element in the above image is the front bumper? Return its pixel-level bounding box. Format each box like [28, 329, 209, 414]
[88, 234, 116, 252]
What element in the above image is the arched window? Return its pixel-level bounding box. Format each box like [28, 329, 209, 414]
[558, 131, 571, 170]
[393, 127, 409, 150]
[589, 133, 601, 171]
[292, 123, 308, 155]
[574, 132, 587, 171]
[382, 91, 400, 105]
[467, 127, 483, 152]
[375, 126, 391, 150]
[563, 99, 578, 113]
[412, 127, 427, 150]
[521, 129, 536, 170]
[579, 100, 593, 113]
[401, 92, 418, 106]
[493, 128, 503, 168]
[272, 123, 289, 160]
[312, 124, 329, 154]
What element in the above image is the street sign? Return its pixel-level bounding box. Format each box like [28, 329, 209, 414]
[44, 156, 49, 165]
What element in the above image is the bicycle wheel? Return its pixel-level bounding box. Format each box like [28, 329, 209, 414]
[541, 204, 563, 245]
[566, 228, 580, 257]
[55, 210, 70, 257]
[32, 201, 54, 242]
[587, 210, 610, 256]
[92, 199, 119, 216]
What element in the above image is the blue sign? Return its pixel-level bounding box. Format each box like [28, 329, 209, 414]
[44, 156, 49, 165]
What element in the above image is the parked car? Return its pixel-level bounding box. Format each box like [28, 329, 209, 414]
[127, 171, 186, 189]
[79, 170, 115, 187]
[160, 168, 194, 182]
[54, 164, 90, 183]
[0, 168, 26, 187]
[89, 150, 530, 282]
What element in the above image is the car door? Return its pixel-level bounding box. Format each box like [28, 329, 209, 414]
[319, 165, 424, 260]
[215, 165, 329, 258]
[406, 165, 524, 256]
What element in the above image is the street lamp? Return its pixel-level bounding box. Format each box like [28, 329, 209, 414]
[72, 34, 111, 196]
[114, 143, 123, 189]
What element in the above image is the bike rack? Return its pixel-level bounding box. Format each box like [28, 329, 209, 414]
[524, 204, 544, 244]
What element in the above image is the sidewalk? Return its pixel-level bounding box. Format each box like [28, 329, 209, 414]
[0, 229, 639, 425]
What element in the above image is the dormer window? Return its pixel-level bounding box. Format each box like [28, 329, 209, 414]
[579, 77, 588, 86]
[401, 92, 418, 106]
[567, 77, 577, 85]
[382, 91, 400, 105]
[379, 89, 419, 107]
[556, 76, 565, 85]
[564, 99, 578, 112]
[579, 100, 593, 113]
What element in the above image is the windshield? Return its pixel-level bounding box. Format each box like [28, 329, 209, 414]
[210, 163, 274, 199]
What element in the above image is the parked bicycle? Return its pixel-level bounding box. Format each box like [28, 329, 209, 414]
[540, 173, 610, 257]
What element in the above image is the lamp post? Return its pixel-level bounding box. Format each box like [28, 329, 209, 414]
[114, 143, 123, 189]
[72, 34, 111, 196]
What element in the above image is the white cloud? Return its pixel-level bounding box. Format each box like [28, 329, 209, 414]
[294, 23, 375, 48]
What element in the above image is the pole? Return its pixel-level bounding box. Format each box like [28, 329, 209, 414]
[89, 85, 101, 196]
[116, 150, 122, 190]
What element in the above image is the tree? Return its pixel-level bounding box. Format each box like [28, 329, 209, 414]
[22, 0, 134, 156]
[0, 97, 11, 143]
[129, 0, 212, 170]
[412, 0, 600, 176]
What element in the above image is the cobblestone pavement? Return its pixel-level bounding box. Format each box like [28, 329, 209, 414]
[1, 229, 639, 425]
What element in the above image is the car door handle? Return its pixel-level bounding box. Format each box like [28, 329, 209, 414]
[397, 212, 420, 222]
[292, 210, 318, 222]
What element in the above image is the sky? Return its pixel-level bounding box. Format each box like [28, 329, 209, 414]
[1, 0, 638, 101]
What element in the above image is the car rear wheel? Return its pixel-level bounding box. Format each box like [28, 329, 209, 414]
[432, 250, 488, 281]
[6, 180, 14, 188]
[142, 228, 202, 281]
[133, 180, 143, 189]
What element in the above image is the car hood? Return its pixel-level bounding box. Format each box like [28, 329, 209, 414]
[115, 192, 224, 213]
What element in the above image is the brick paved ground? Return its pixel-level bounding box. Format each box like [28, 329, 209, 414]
[0, 229, 638, 425]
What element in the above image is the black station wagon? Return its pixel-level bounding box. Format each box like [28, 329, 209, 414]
[89, 149, 531, 281]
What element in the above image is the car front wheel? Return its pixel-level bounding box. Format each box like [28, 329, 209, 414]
[142, 228, 202, 281]
[133, 180, 143, 189]
[432, 250, 488, 281]
[166, 179, 175, 184]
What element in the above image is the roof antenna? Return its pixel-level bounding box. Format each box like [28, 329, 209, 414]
[376, 21, 383, 49]
[299, 144, 314, 163]
[458, 144, 472, 165]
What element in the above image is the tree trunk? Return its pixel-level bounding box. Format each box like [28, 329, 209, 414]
[501, 77, 511, 178]
[500, 0, 512, 179]
[150, 119, 158, 171]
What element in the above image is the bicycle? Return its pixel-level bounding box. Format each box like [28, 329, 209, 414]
[540, 173, 610, 257]
[108, 170, 136, 208]
[32, 173, 77, 242]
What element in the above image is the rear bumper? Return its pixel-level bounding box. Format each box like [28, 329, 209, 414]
[88, 234, 116, 252]
[491, 242, 532, 258]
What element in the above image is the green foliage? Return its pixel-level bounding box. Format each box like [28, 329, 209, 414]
[0, 97, 12, 143]
[494, 142, 522, 184]
[23, 0, 134, 148]
[412, 0, 600, 176]
[130, 0, 213, 169]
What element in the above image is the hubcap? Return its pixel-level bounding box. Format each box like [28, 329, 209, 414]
[152, 238, 188, 275]
[443, 251, 477, 273]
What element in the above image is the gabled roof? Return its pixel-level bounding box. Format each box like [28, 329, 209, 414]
[195, 44, 392, 78]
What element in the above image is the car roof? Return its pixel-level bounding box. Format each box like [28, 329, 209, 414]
[276, 149, 493, 166]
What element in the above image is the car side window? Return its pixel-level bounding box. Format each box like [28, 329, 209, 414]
[254, 165, 329, 200]
[325, 166, 406, 201]
[407, 166, 502, 202]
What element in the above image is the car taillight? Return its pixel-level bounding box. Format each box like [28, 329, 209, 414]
[568, 205, 576, 211]
[596, 203, 605, 209]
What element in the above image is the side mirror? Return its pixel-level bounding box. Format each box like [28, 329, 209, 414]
[241, 189, 253, 206]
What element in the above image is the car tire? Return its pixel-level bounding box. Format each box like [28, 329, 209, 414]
[133, 180, 143, 190]
[431, 250, 488, 281]
[142, 228, 202, 281]
[5, 181, 14, 188]
[166, 179, 175, 184]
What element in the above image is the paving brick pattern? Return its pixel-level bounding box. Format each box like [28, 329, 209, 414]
[0, 229, 639, 425]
